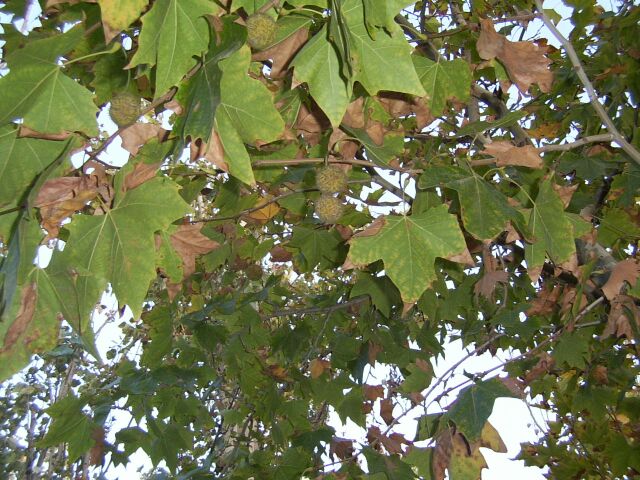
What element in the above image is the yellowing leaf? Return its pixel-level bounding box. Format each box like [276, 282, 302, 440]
[246, 197, 280, 223]
[347, 206, 468, 303]
[98, 0, 148, 42]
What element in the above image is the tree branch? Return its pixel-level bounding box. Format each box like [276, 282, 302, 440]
[535, 0, 640, 165]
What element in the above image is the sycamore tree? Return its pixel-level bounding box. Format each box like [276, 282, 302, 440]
[0, 0, 639, 478]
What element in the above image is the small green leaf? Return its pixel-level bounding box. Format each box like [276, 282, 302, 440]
[444, 378, 515, 442]
[37, 395, 98, 461]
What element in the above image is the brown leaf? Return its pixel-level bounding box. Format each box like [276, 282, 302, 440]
[367, 426, 406, 455]
[310, 358, 331, 379]
[18, 125, 72, 140]
[1, 283, 37, 353]
[524, 352, 555, 384]
[602, 259, 640, 300]
[120, 123, 166, 156]
[482, 141, 543, 169]
[123, 162, 161, 192]
[201, 130, 229, 172]
[89, 427, 106, 466]
[367, 341, 383, 365]
[270, 245, 293, 262]
[341, 98, 365, 129]
[295, 102, 330, 146]
[252, 26, 309, 78]
[378, 93, 434, 129]
[432, 429, 454, 480]
[552, 183, 578, 208]
[474, 270, 509, 299]
[35, 174, 105, 238]
[527, 284, 562, 316]
[330, 437, 354, 460]
[351, 217, 386, 239]
[498, 376, 526, 398]
[380, 398, 394, 425]
[363, 384, 385, 402]
[265, 364, 289, 381]
[603, 295, 640, 338]
[477, 19, 553, 93]
[169, 224, 221, 279]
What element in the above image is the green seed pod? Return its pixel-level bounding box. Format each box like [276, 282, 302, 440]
[314, 194, 345, 224]
[246, 13, 278, 50]
[109, 91, 142, 127]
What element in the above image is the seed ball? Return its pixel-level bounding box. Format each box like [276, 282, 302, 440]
[314, 194, 345, 224]
[109, 91, 142, 127]
[316, 165, 348, 194]
[246, 13, 278, 50]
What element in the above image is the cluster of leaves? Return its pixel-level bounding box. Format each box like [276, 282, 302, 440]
[0, 0, 639, 478]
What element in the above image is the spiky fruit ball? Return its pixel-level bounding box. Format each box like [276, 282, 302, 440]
[316, 165, 348, 194]
[109, 91, 142, 127]
[314, 194, 345, 224]
[246, 13, 277, 50]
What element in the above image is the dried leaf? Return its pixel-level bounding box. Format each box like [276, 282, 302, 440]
[1, 283, 37, 353]
[330, 437, 354, 460]
[477, 19, 553, 93]
[380, 398, 394, 425]
[245, 196, 280, 223]
[527, 284, 562, 316]
[123, 162, 161, 192]
[120, 123, 166, 156]
[482, 141, 543, 169]
[524, 352, 555, 384]
[368, 341, 383, 364]
[169, 224, 221, 279]
[202, 130, 229, 172]
[270, 245, 293, 262]
[295, 102, 330, 146]
[252, 26, 309, 78]
[367, 426, 406, 455]
[89, 427, 105, 466]
[602, 259, 640, 300]
[310, 358, 330, 379]
[603, 295, 639, 338]
[363, 384, 385, 402]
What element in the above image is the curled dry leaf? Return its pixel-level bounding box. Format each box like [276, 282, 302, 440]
[252, 26, 310, 78]
[330, 437, 354, 460]
[309, 358, 331, 379]
[603, 295, 639, 338]
[169, 223, 221, 279]
[366, 426, 407, 455]
[120, 123, 166, 156]
[524, 352, 555, 384]
[202, 130, 229, 172]
[380, 397, 394, 425]
[295, 102, 330, 146]
[474, 270, 509, 299]
[602, 259, 640, 300]
[482, 141, 543, 169]
[1, 283, 37, 353]
[35, 167, 110, 238]
[363, 384, 385, 402]
[123, 162, 162, 192]
[477, 19, 553, 93]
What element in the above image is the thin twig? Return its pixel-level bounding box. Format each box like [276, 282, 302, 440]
[535, 0, 640, 165]
[265, 296, 368, 319]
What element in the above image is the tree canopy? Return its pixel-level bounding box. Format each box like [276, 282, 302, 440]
[0, 0, 639, 478]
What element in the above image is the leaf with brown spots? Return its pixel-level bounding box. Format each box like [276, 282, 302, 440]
[477, 19, 553, 93]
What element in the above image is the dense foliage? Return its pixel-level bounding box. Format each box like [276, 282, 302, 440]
[0, 0, 639, 478]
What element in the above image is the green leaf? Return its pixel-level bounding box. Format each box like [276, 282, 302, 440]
[292, 25, 352, 126]
[350, 272, 399, 317]
[37, 395, 98, 461]
[362, 0, 414, 33]
[4, 24, 84, 69]
[456, 110, 527, 138]
[129, 0, 218, 97]
[524, 179, 577, 276]
[403, 447, 433, 477]
[288, 226, 345, 272]
[343, 0, 425, 98]
[553, 330, 590, 369]
[176, 17, 246, 142]
[363, 447, 415, 480]
[57, 177, 190, 322]
[328, 0, 353, 79]
[598, 207, 640, 247]
[347, 127, 405, 166]
[444, 378, 515, 442]
[215, 46, 285, 184]
[347, 206, 468, 303]
[0, 65, 98, 135]
[419, 166, 524, 240]
[413, 56, 471, 116]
